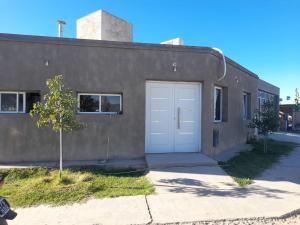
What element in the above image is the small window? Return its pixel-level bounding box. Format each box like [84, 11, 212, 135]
[0, 92, 25, 113]
[214, 87, 222, 122]
[79, 95, 100, 112]
[257, 90, 276, 112]
[26, 92, 41, 113]
[101, 95, 121, 113]
[78, 93, 122, 114]
[243, 92, 251, 120]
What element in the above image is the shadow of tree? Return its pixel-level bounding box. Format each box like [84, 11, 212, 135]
[156, 178, 300, 199]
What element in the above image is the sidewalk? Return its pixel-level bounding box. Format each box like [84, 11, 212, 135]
[269, 132, 300, 144]
[9, 196, 151, 225]
[8, 140, 300, 225]
[146, 160, 300, 224]
[9, 156, 300, 225]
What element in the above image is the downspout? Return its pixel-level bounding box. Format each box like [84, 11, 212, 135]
[212, 48, 227, 81]
[211, 48, 227, 160]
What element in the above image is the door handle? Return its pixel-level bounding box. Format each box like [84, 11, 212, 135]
[177, 107, 180, 129]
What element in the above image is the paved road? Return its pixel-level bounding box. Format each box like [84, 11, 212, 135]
[8, 132, 300, 225]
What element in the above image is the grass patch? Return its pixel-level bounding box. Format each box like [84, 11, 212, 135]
[219, 139, 297, 186]
[0, 167, 154, 208]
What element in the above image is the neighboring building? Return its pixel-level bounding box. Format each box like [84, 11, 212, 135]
[0, 10, 279, 164]
[280, 104, 300, 131]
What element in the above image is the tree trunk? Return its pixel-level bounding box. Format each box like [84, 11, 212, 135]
[59, 127, 63, 178]
[59, 84, 63, 178]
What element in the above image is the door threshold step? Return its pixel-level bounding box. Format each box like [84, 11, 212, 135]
[145, 153, 218, 169]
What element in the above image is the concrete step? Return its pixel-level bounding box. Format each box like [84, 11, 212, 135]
[145, 153, 218, 169]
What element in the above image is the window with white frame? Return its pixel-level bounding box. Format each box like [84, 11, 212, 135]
[214, 87, 222, 122]
[243, 92, 251, 120]
[78, 93, 122, 114]
[0, 92, 25, 113]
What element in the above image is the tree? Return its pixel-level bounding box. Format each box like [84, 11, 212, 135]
[30, 75, 82, 176]
[295, 88, 300, 111]
[249, 100, 280, 152]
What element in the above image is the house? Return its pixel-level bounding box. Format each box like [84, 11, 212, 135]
[0, 10, 279, 164]
[280, 104, 300, 131]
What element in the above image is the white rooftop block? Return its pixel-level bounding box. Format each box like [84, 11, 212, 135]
[161, 38, 184, 45]
[77, 10, 133, 42]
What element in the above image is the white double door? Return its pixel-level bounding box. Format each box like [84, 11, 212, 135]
[146, 81, 201, 153]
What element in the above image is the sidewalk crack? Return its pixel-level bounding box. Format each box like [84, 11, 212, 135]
[145, 195, 153, 225]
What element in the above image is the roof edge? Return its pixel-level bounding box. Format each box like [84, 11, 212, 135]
[0, 33, 259, 79]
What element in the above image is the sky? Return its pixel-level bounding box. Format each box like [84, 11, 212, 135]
[0, 0, 299, 103]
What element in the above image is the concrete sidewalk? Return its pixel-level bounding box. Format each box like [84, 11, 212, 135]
[8, 141, 300, 225]
[9, 151, 300, 225]
[146, 161, 300, 223]
[269, 132, 300, 144]
[9, 196, 151, 225]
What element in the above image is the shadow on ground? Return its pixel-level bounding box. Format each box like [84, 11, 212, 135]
[155, 176, 300, 199]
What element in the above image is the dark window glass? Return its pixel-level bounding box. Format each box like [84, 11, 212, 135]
[18, 93, 24, 112]
[214, 88, 221, 121]
[26, 92, 41, 113]
[243, 93, 251, 120]
[80, 95, 99, 112]
[1, 93, 17, 112]
[101, 96, 121, 113]
[243, 94, 247, 119]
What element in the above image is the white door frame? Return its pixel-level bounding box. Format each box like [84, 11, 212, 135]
[145, 81, 202, 153]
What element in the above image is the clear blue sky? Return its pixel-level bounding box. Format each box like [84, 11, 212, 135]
[1, 0, 299, 103]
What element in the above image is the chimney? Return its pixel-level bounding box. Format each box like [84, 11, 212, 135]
[57, 20, 66, 38]
[76, 10, 132, 42]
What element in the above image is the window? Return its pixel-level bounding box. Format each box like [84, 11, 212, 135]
[26, 92, 41, 113]
[78, 93, 122, 114]
[79, 95, 100, 112]
[0, 91, 40, 114]
[243, 92, 251, 120]
[101, 95, 122, 112]
[0, 92, 25, 113]
[214, 87, 222, 122]
[258, 90, 275, 112]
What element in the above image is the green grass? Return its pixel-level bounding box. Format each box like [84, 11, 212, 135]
[0, 167, 154, 208]
[219, 139, 297, 186]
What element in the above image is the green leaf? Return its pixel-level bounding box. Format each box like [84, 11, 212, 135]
[248, 100, 279, 134]
[30, 75, 83, 133]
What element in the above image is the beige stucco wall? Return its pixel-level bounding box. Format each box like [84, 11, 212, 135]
[258, 79, 280, 96]
[0, 34, 278, 163]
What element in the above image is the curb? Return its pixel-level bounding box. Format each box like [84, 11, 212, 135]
[139, 208, 300, 225]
